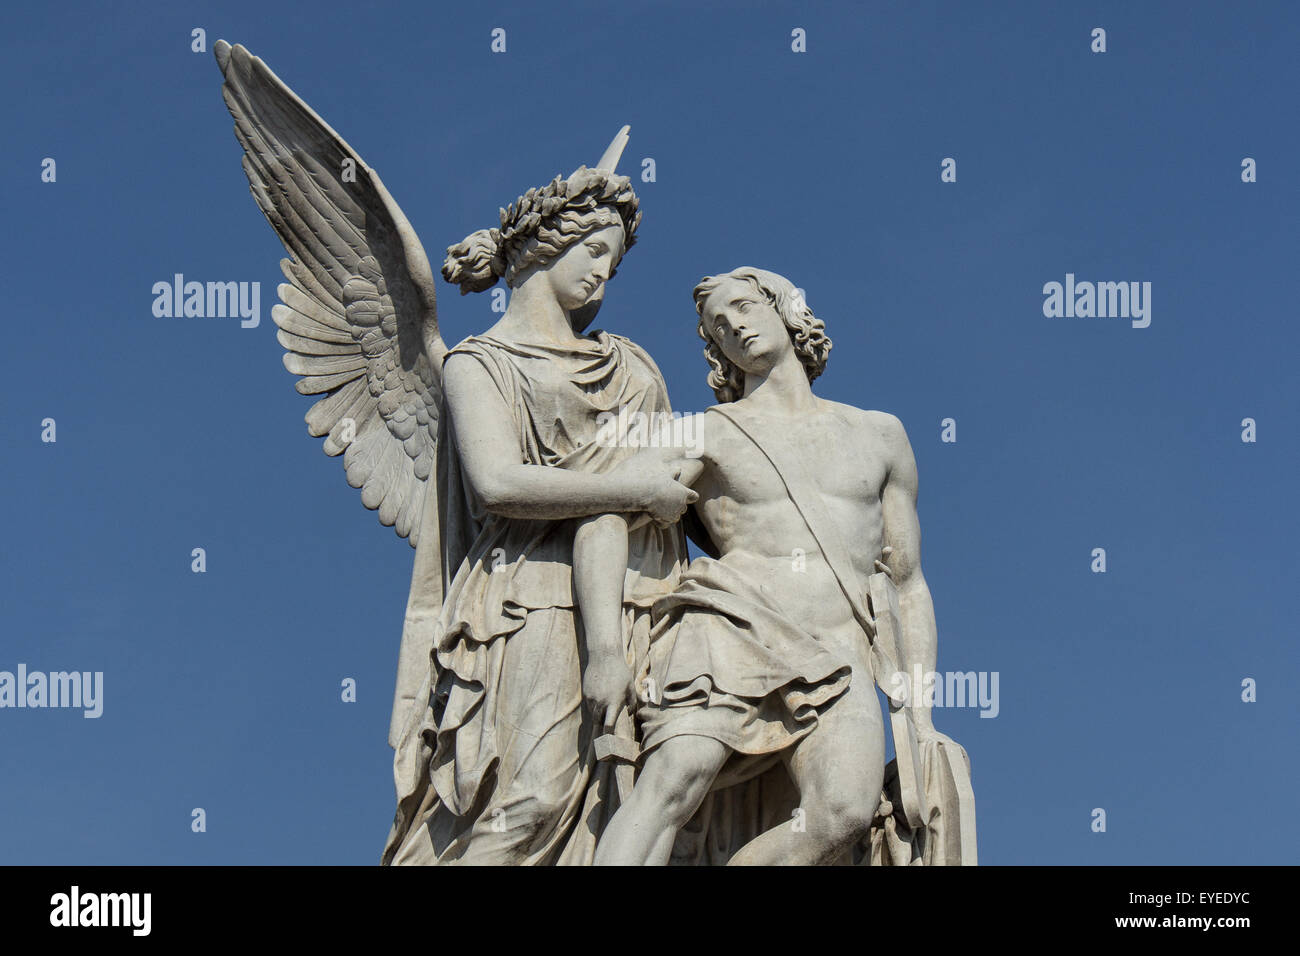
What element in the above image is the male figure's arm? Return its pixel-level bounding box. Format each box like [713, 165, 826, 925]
[877, 413, 940, 736]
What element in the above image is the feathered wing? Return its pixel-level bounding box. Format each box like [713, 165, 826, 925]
[215, 40, 447, 547]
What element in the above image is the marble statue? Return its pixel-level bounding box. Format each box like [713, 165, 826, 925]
[213, 41, 975, 865]
[594, 268, 975, 864]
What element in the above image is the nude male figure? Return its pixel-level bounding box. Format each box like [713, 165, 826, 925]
[594, 267, 943, 866]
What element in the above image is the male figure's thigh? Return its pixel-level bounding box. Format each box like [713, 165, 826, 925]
[641, 734, 730, 806]
[785, 634, 886, 800]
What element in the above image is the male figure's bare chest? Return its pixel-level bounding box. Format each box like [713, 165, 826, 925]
[704, 409, 886, 506]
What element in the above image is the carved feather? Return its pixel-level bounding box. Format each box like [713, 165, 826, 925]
[215, 40, 447, 547]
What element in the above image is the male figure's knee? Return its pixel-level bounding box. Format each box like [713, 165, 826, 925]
[807, 784, 881, 845]
[660, 735, 725, 783]
[641, 736, 723, 822]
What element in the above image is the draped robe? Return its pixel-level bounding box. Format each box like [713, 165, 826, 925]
[383, 331, 688, 865]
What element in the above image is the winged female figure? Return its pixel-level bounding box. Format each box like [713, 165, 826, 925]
[214, 40, 698, 864]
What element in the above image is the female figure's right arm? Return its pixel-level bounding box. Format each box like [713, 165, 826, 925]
[443, 353, 697, 524]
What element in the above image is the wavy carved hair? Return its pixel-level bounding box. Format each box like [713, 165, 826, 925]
[693, 267, 832, 404]
[442, 168, 640, 294]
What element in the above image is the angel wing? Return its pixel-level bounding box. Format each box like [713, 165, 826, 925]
[214, 40, 447, 547]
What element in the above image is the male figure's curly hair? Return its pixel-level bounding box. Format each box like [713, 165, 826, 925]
[693, 267, 832, 404]
[442, 166, 640, 293]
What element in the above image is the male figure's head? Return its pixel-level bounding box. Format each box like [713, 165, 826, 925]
[693, 267, 832, 403]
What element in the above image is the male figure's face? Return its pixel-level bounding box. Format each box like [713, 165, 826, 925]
[699, 277, 792, 377]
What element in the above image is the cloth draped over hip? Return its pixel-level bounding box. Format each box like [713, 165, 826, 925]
[639, 555, 853, 788]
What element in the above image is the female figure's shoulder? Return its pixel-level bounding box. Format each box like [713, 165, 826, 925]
[442, 333, 522, 401]
[446, 331, 524, 368]
[602, 331, 669, 387]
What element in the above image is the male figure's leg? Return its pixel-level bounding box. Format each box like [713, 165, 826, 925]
[594, 733, 729, 865]
[728, 642, 885, 866]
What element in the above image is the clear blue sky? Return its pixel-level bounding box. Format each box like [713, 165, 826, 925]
[2, 0, 1296, 865]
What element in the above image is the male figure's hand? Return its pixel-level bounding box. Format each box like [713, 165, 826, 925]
[873, 545, 896, 581]
[583, 655, 636, 730]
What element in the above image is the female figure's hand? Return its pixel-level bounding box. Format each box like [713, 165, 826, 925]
[609, 453, 699, 526]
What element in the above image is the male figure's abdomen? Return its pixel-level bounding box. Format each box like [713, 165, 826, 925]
[716, 549, 861, 638]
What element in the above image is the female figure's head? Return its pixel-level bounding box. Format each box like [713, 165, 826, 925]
[442, 166, 641, 313]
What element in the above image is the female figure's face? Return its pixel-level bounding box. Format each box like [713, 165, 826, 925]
[543, 223, 626, 312]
